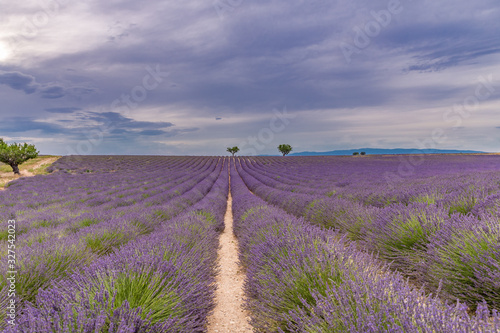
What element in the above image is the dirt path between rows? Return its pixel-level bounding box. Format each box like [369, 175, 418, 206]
[207, 179, 252, 332]
[0, 157, 60, 191]
[23, 156, 59, 177]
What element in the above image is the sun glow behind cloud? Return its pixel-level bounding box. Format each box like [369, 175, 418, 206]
[0, 42, 12, 62]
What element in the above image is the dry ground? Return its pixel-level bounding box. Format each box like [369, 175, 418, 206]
[207, 184, 253, 332]
[0, 156, 60, 190]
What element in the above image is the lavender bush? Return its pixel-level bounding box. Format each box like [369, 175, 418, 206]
[231, 156, 500, 331]
[235, 155, 500, 311]
[1, 156, 228, 331]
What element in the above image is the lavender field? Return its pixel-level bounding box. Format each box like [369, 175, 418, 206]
[1, 155, 500, 332]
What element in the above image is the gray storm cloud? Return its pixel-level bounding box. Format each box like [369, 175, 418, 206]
[0, 0, 499, 155]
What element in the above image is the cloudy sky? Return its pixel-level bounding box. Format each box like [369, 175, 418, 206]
[0, 0, 499, 155]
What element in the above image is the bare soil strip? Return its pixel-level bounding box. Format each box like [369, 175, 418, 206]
[207, 180, 252, 332]
[22, 156, 59, 177]
[0, 156, 60, 190]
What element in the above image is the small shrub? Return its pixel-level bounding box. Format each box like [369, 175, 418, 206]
[372, 203, 447, 275]
[428, 216, 500, 309]
[84, 230, 132, 255]
[0, 242, 95, 304]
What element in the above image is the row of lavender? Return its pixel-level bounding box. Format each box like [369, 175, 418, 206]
[1, 156, 213, 215]
[0, 156, 219, 301]
[241, 155, 500, 210]
[1, 156, 228, 331]
[230, 159, 499, 332]
[236, 155, 500, 311]
[0, 156, 219, 251]
[45, 155, 200, 174]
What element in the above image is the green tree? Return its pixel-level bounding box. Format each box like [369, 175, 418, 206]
[0, 138, 39, 175]
[278, 144, 292, 156]
[226, 146, 240, 156]
[353, 152, 359, 156]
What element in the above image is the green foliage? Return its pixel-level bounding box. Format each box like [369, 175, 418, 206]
[254, 244, 345, 331]
[22, 233, 49, 247]
[0, 164, 12, 172]
[278, 144, 292, 156]
[241, 206, 266, 222]
[0, 229, 9, 241]
[83, 270, 185, 325]
[382, 213, 438, 255]
[33, 219, 59, 228]
[447, 185, 481, 216]
[360, 152, 366, 155]
[78, 218, 100, 228]
[131, 219, 156, 235]
[304, 200, 325, 223]
[411, 193, 441, 205]
[192, 210, 216, 225]
[226, 146, 240, 156]
[304, 199, 370, 241]
[375, 210, 446, 276]
[429, 222, 500, 308]
[325, 190, 336, 197]
[353, 152, 359, 156]
[154, 208, 175, 220]
[84, 230, 131, 255]
[448, 196, 477, 215]
[0, 138, 39, 174]
[1, 244, 95, 304]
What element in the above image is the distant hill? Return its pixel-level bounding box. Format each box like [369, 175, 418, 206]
[290, 148, 487, 156]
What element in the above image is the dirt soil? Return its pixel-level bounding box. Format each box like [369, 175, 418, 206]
[207, 185, 253, 332]
[23, 156, 59, 177]
[0, 156, 60, 190]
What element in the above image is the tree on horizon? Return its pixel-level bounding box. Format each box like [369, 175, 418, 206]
[0, 138, 39, 175]
[227, 146, 240, 156]
[278, 144, 292, 156]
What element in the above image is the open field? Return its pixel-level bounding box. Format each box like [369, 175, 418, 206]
[0, 156, 61, 190]
[0, 155, 499, 332]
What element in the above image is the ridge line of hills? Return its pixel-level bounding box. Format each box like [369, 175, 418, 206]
[288, 148, 488, 156]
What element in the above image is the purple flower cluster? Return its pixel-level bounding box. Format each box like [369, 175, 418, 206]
[232, 155, 500, 330]
[1, 156, 229, 331]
